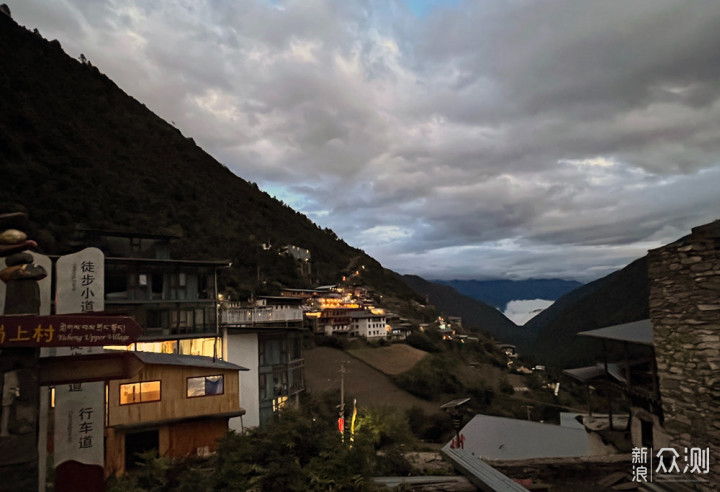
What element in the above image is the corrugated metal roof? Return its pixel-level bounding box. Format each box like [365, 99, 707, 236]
[577, 319, 654, 346]
[440, 446, 530, 491]
[451, 414, 602, 460]
[105, 350, 248, 371]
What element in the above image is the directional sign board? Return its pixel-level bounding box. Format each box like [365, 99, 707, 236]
[0, 315, 142, 347]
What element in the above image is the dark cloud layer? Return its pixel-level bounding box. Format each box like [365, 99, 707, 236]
[11, 0, 720, 281]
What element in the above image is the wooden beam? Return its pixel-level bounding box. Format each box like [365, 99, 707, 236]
[38, 352, 144, 385]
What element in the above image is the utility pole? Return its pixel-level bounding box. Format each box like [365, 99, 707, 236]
[339, 361, 346, 442]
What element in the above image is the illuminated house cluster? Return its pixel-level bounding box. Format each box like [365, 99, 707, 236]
[292, 285, 391, 340]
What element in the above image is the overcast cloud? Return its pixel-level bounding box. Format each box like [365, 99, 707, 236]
[11, 0, 720, 281]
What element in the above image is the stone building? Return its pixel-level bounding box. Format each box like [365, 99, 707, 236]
[648, 219, 720, 485]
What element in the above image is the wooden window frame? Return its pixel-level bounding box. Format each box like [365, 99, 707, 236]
[186, 374, 225, 398]
[119, 380, 161, 405]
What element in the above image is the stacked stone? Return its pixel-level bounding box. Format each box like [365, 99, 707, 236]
[648, 220, 720, 487]
[0, 212, 47, 314]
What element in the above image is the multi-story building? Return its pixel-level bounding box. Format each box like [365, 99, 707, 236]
[78, 228, 229, 357]
[221, 296, 305, 428]
[349, 310, 388, 339]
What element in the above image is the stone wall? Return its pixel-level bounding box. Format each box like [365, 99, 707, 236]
[648, 220, 720, 485]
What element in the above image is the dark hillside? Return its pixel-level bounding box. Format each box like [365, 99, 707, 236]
[522, 256, 649, 368]
[0, 14, 419, 302]
[401, 275, 525, 343]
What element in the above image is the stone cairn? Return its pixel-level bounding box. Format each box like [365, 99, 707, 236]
[0, 212, 47, 314]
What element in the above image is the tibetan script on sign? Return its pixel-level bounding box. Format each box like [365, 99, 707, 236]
[0, 315, 142, 347]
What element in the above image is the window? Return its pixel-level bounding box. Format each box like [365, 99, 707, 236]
[272, 367, 288, 396]
[187, 375, 224, 398]
[259, 374, 267, 400]
[291, 336, 301, 360]
[273, 395, 288, 412]
[120, 381, 161, 405]
[151, 273, 164, 298]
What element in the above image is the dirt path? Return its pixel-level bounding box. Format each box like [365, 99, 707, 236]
[304, 346, 441, 415]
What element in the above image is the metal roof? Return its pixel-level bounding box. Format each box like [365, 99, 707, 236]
[105, 256, 231, 267]
[562, 364, 606, 383]
[559, 412, 586, 430]
[562, 362, 626, 384]
[577, 319, 654, 346]
[441, 447, 529, 492]
[449, 414, 603, 460]
[105, 350, 248, 371]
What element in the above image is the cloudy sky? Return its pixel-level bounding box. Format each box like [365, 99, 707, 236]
[11, 1, 720, 282]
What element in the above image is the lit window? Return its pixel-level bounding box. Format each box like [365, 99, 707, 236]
[187, 375, 224, 398]
[120, 381, 161, 405]
[273, 395, 288, 412]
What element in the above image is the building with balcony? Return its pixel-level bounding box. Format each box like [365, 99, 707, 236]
[76, 228, 230, 357]
[220, 296, 305, 428]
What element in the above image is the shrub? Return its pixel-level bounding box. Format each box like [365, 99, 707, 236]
[405, 331, 441, 353]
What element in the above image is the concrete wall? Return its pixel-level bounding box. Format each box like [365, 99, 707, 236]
[225, 332, 259, 430]
[648, 220, 720, 484]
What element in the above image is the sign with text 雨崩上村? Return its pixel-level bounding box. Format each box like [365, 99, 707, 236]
[0, 315, 142, 347]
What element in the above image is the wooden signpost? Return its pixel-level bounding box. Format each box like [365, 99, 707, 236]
[0, 314, 142, 348]
[0, 214, 144, 491]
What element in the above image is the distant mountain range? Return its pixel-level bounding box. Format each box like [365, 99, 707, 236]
[433, 279, 583, 310]
[521, 256, 649, 368]
[401, 274, 523, 340]
[403, 258, 650, 369]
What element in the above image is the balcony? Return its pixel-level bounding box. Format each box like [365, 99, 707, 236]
[221, 305, 303, 328]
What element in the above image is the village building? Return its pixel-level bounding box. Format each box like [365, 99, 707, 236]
[220, 295, 305, 428]
[279, 244, 311, 276]
[563, 220, 720, 487]
[104, 351, 247, 476]
[349, 310, 388, 339]
[77, 228, 229, 358]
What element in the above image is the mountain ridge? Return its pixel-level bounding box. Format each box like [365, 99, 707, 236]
[401, 274, 524, 342]
[433, 278, 583, 310]
[0, 13, 420, 306]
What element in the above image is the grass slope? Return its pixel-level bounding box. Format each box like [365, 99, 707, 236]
[348, 344, 429, 375]
[304, 346, 440, 414]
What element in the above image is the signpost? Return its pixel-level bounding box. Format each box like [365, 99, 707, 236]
[0, 220, 143, 491]
[0, 315, 142, 347]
